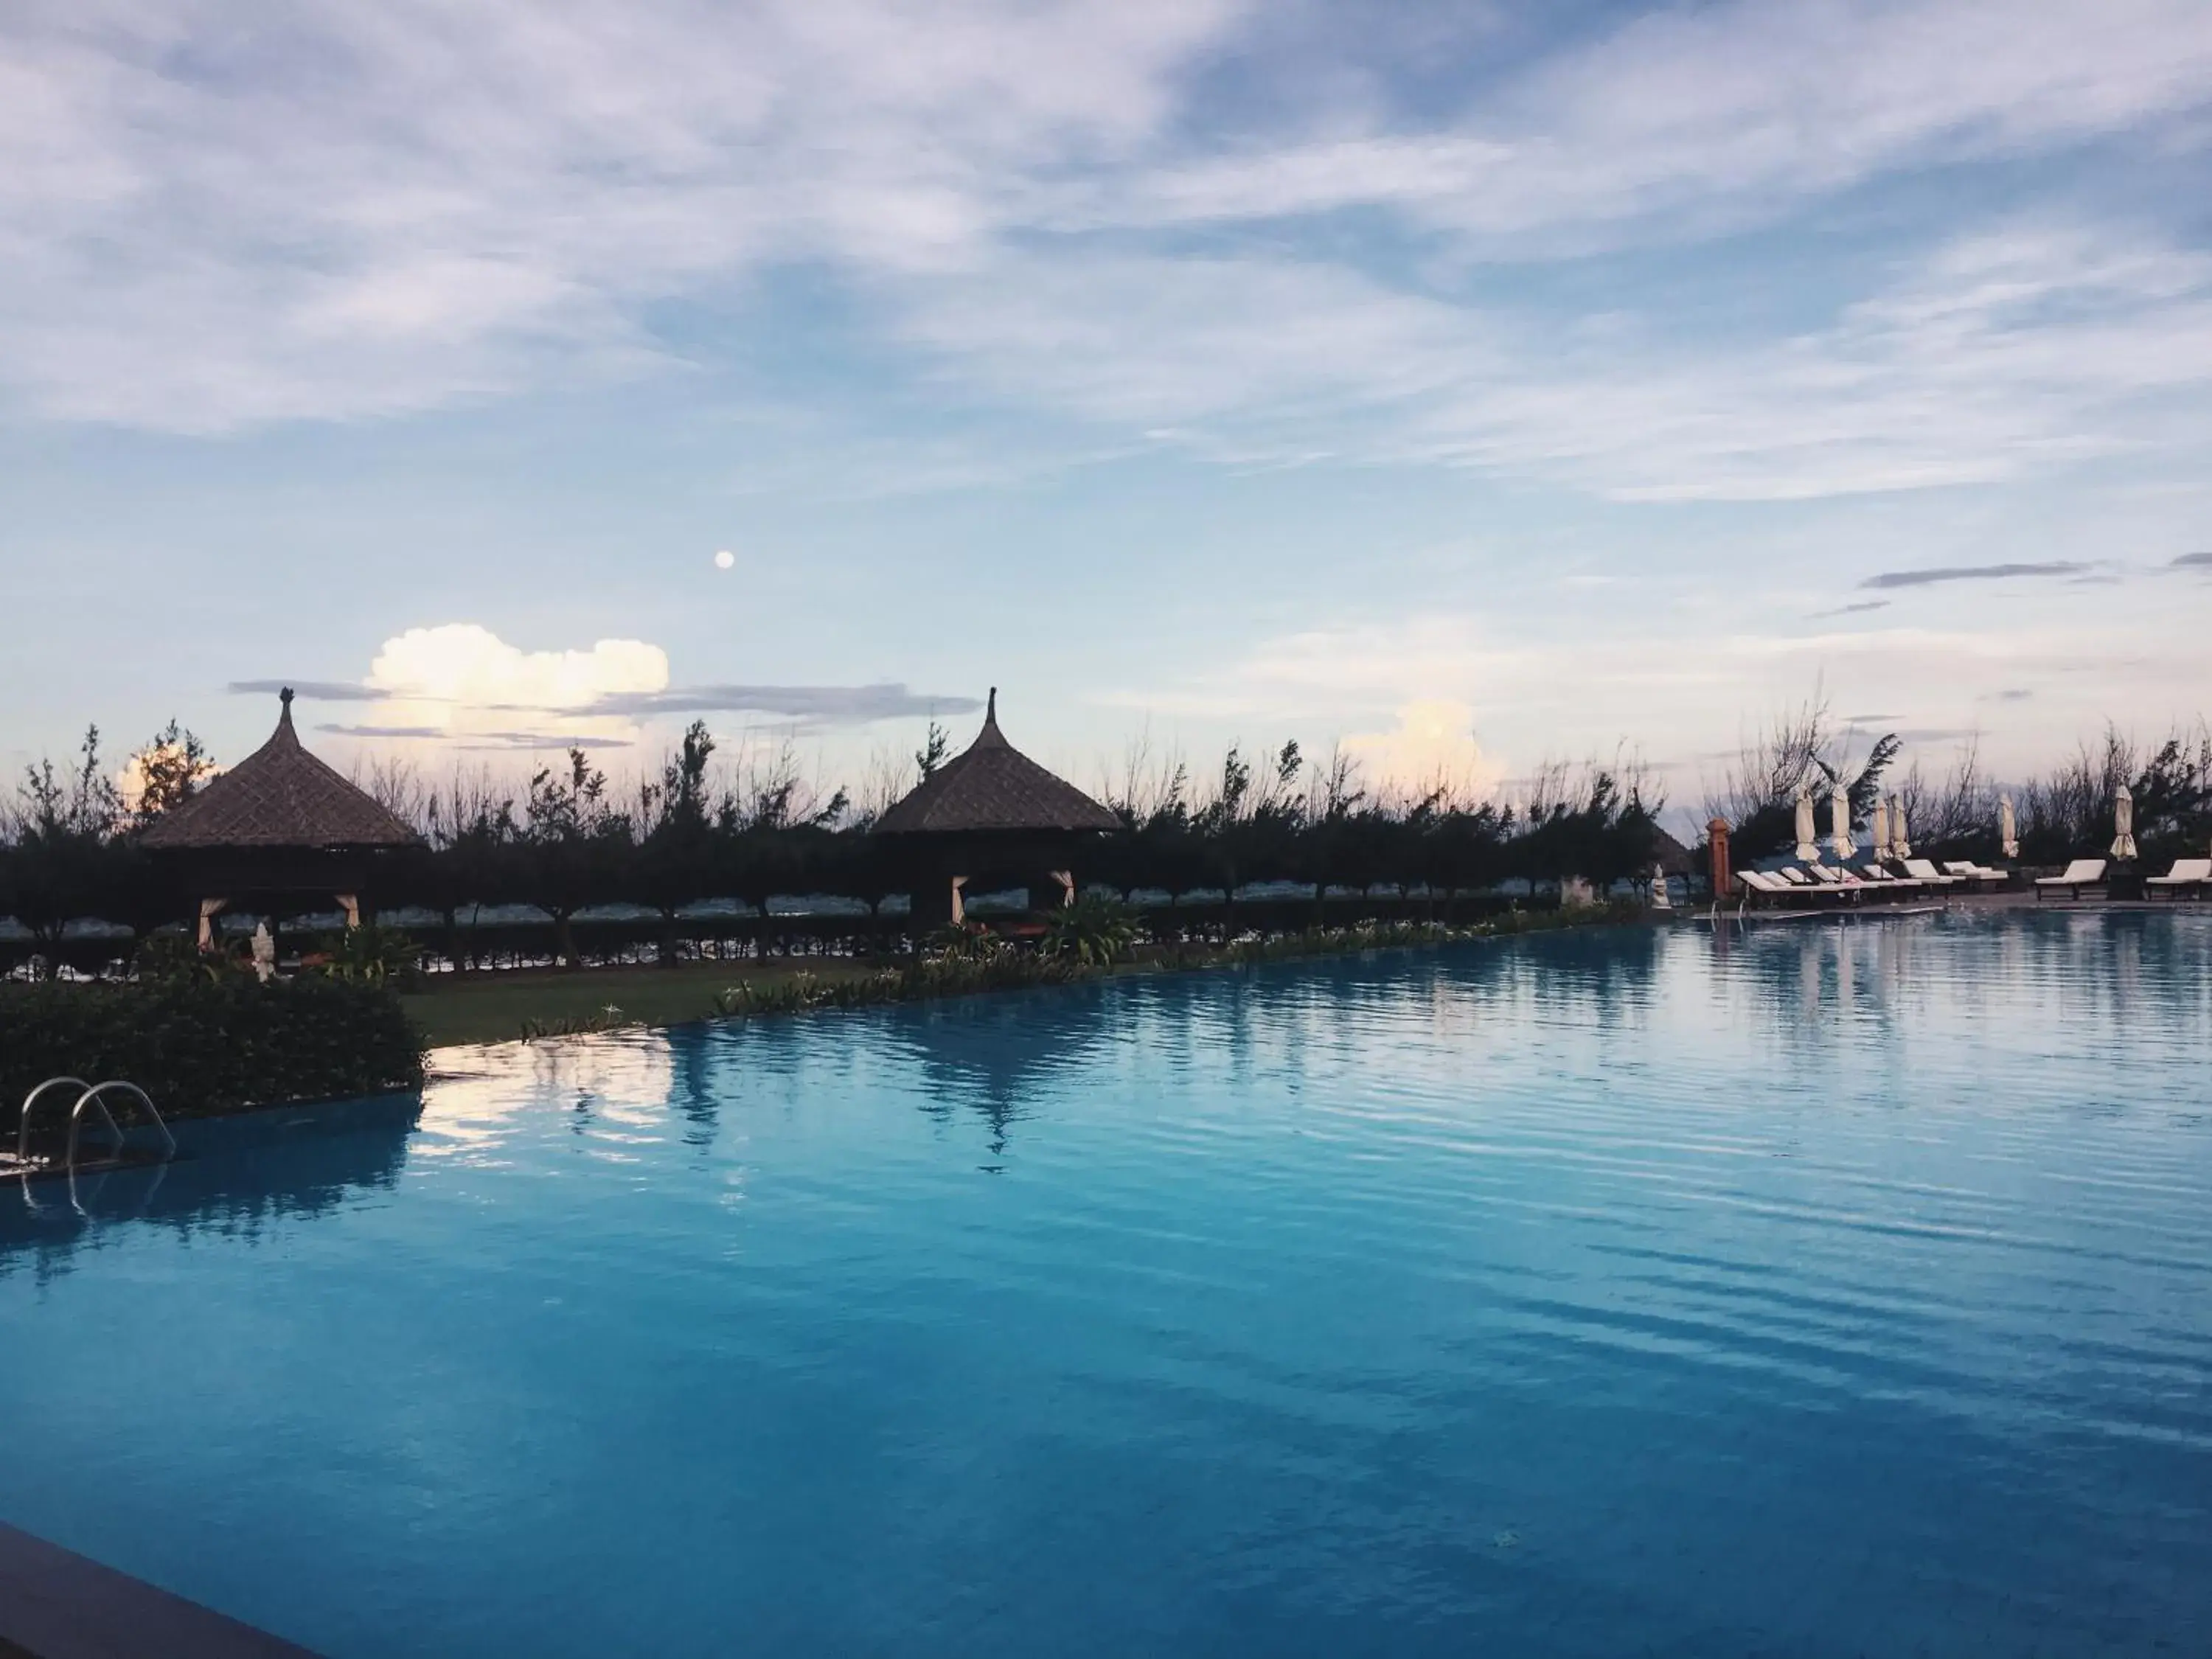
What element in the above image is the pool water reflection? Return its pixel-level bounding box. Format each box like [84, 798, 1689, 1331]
[4, 911, 2210, 1657]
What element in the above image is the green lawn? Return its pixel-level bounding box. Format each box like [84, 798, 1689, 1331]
[401, 959, 881, 1048]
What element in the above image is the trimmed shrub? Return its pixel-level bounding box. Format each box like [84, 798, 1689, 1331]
[1, 978, 425, 1121]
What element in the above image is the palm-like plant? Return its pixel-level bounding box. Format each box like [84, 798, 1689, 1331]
[1043, 894, 1138, 967]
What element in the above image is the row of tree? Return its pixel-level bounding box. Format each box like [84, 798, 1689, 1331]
[2, 720, 1667, 971]
[6, 702, 2208, 975]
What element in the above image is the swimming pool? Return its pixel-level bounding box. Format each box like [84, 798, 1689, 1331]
[4, 911, 2209, 1656]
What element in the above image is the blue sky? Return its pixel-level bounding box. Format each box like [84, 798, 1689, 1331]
[4, 0, 2209, 808]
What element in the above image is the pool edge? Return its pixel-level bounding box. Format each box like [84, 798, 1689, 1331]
[0, 1520, 321, 1659]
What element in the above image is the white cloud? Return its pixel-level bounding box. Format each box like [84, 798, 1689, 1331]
[362, 623, 669, 746]
[1092, 0, 2212, 244]
[4, 0, 2211, 507]
[1340, 700, 1498, 796]
[893, 220, 2212, 499]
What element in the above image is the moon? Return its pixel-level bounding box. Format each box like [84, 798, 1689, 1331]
[714, 549, 735, 570]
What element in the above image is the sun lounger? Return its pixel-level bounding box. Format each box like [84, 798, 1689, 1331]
[1899, 860, 1959, 887]
[1942, 860, 2007, 892]
[2146, 858, 2211, 900]
[1738, 870, 1792, 907]
[1801, 865, 1876, 902]
[1855, 866, 1927, 901]
[2035, 858, 2107, 901]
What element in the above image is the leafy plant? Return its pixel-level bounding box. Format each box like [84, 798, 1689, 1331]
[308, 923, 425, 989]
[1042, 894, 1138, 967]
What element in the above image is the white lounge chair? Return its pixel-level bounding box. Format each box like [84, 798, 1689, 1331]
[2146, 858, 2211, 900]
[1942, 860, 2008, 893]
[2035, 859, 2107, 901]
[1738, 870, 1792, 907]
[1899, 859, 1959, 887]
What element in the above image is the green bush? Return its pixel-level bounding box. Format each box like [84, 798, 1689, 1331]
[1, 977, 425, 1122]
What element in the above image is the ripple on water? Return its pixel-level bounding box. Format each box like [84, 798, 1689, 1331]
[1, 910, 2208, 1659]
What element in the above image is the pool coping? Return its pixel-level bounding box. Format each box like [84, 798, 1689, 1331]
[0, 1521, 321, 1659]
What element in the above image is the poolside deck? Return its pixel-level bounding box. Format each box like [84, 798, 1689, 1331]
[0, 1520, 318, 1659]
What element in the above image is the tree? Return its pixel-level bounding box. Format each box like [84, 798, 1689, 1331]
[636, 721, 719, 965]
[128, 720, 218, 826]
[1, 727, 133, 977]
[524, 749, 627, 970]
[915, 721, 950, 780]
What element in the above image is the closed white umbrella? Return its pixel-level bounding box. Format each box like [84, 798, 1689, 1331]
[1829, 782, 1855, 860]
[2112, 785, 2138, 860]
[1891, 795, 1912, 859]
[1869, 796, 1891, 861]
[1794, 786, 1818, 862]
[1999, 793, 2019, 860]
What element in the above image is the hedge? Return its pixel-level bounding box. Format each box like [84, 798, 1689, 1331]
[1, 977, 425, 1124]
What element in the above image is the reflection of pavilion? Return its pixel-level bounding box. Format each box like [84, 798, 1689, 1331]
[874, 689, 1119, 928]
[892, 981, 1118, 1155]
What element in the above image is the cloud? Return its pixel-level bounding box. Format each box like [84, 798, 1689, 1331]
[2171, 551, 2212, 568]
[456, 732, 636, 752]
[0, 0, 1237, 431]
[1812, 599, 1892, 617]
[1339, 700, 1498, 793]
[5, 0, 2211, 518]
[367, 624, 668, 712]
[1860, 561, 2089, 590]
[889, 219, 2212, 501]
[1092, 0, 2212, 247]
[599, 684, 983, 726]
[229, 678, 382, 702]
[262, 625, 967, 747]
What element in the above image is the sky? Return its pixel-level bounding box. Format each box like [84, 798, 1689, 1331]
[4, 0, 2210, 813]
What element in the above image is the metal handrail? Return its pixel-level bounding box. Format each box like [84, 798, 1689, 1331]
[16, 1077, 91, 1161]
[66, 1081, 177, 1166]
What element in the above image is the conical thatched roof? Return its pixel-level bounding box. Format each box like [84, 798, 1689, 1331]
[876, 691, 1119, 836]
[142, 690, 422, 851]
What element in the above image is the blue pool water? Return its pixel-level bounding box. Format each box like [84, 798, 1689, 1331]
[4, 911, 2211, 1657]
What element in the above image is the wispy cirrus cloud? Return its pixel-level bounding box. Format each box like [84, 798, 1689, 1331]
[1860, 560, 2090, 590]
[230, 678, 383, 703]
[598, 685, 981, 724]
[5, 0, 2212, 512]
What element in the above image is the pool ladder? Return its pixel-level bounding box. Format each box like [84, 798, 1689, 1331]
[9, 1077, 177, 1173]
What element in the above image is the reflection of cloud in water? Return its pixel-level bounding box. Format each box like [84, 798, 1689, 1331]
[418, 1032, 676, 1164]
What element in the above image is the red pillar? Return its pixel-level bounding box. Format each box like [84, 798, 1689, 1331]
[1707, 818, 1732, 899]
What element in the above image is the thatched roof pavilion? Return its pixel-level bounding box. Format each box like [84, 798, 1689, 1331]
[876, 689, 1118, 925]
[144, 689, 421, 944]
